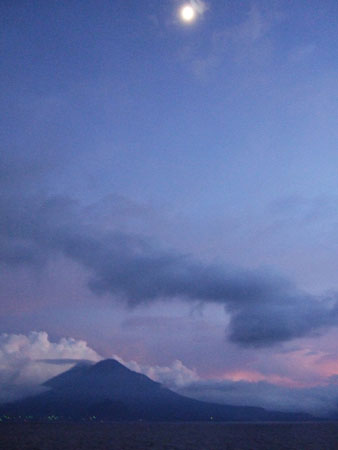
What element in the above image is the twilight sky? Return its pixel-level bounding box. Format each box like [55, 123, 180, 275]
[2, 0, 338, 415]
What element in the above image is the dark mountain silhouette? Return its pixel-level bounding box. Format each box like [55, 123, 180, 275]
[0, 359, 313, 421]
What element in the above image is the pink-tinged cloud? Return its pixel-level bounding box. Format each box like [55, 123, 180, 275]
[210, 370, 300, 388]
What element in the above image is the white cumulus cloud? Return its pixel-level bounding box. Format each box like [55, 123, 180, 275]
[0, 331, 102, 403]
[112, 354, 199, 388]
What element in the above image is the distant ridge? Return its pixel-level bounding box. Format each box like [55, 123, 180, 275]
[0, 359, 314, 422]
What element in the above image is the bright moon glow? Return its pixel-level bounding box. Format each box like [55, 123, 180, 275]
[180, 5, 196, 22]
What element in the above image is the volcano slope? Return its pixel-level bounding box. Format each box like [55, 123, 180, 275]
[0, 359, 313, 421]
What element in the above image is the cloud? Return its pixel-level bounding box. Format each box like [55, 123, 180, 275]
[2, 336, 338, 416]
[2, 194, 338, 347]
[184, 4, 280, 79]
[190, 0, 208, 16]
[113, 355, 199, 389]
[177, 378, 338, 417]
[0, 331, 102, 403]
[101, 355, 338, 417]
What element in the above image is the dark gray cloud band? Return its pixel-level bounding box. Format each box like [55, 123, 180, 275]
[1, 194, 338, 347]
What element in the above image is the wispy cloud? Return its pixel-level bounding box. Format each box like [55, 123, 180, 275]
[181, 4, 281, 79]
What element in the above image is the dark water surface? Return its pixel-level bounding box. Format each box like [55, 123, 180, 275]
[1, 422, 338, 449]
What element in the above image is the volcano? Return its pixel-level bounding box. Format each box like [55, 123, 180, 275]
[0, 359, 312, 421]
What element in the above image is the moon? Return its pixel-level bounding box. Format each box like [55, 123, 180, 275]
[180, 5, 196, 23]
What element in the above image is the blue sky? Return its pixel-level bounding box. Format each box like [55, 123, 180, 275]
[2, 0, 338, 412]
